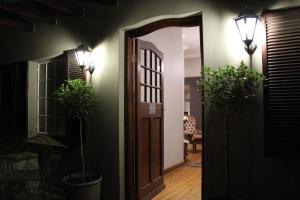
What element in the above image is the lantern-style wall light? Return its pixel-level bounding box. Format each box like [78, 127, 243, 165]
[74, 42, 95, 83]
[234, 8, 259, 55]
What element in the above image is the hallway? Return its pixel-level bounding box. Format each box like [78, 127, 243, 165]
[153, 166, 201, 200]
[154, 144, 202, 200]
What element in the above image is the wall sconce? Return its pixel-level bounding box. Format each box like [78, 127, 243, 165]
[74, 43, 95, 76]
[234, 8, 259, 55]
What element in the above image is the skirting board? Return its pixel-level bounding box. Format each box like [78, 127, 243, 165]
[164, 161, 185, 174]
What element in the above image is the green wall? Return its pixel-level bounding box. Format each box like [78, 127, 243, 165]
[1, 0, 300, 199]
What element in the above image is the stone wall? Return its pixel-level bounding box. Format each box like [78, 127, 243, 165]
[0, 152, 39, 200]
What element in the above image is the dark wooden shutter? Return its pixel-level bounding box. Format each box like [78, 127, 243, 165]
[65, 50, 84, 80]
[63, 50, 83, 145]
[262, 7, 300, 158]
[0, 62, 27, 135]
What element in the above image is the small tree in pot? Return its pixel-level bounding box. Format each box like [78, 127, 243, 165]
[197, 61, 264, 199]
[54, 79, 101, 200]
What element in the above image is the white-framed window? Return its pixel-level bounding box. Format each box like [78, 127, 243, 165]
[37, 57, 66, 136]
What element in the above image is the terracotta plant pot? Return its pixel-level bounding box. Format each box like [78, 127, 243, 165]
[63, 173, 102, 200]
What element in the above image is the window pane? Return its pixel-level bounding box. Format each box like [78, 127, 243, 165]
[47, 80, 57, 97]
[141, 86, 145, 102]
[152, 53, 156, 70]
[140, 67, 145, 84]
[140, 49, 144, 66]
[39, 63, 46, 80]
[147, 87, 150, 103]
[158, 89, 161, 103]
[38, 116, 46, 132]
[147, 69, 150, 85]
[39, 80, 45, 97]
[152, 88, 155, 103]
[156, 57, 161, 72]
[146, 50, 150, 68]
[47, 99, 55, 115]
[39, 99, 46, 115]
[152, 72, 156, 87]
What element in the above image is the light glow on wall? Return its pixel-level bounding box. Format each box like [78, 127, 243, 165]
[89, 44, 107, 84]
[251, 19, 264, 72]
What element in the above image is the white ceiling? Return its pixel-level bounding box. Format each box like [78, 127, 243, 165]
[182, 27, 201, 58]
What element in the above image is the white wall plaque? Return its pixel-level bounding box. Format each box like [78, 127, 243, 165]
[149, 103, 156, 115]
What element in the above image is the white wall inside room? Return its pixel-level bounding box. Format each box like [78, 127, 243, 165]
[182, 26, 201, 77]
[184, 57, 201, 77]
[182, 27, 201, 58]
[140, 27, 184, 170]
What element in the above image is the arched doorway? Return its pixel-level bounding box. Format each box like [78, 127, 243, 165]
[124, 14, 204, 200]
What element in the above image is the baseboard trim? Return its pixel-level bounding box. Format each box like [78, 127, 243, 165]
[142, 184, 165, 200]
[164, 161, 185, 174]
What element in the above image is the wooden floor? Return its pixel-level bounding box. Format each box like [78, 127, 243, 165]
[153, 166, 201, 200]
[153, 144, 202, 200]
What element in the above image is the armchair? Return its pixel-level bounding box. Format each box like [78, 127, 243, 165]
[183, 115, 202, 152]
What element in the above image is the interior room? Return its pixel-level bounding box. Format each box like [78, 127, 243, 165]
[0, 0, 300, 200]
[137, 26, 202, 199]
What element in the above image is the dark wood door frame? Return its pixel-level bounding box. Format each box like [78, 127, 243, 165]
[125, 14, 204, 200]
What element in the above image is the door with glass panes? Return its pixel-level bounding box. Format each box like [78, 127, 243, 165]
[136, 39, 164, 200]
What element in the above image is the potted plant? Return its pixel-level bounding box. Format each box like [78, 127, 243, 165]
[54, 79, 101, 200]
[197, 61, 264, 200]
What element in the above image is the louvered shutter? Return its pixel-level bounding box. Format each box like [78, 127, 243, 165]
[263, 7, 300, 158]
[63, 50, 83, 142]
[0, 62, 27, 134]
[65, 50, 84, 80]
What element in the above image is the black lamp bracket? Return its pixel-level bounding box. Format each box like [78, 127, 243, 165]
[79, 65, 85, 70]
[81, 65, 95, 75]
[245, 43, 257, 55]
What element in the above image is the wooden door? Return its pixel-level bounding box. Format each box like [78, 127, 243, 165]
[135, 39, 164, 200]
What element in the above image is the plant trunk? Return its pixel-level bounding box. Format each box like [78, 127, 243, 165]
[79, 118, 85, 182]
[224, 114, 230, 199]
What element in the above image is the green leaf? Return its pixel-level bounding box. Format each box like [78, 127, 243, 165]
[53, 79, 98, 120]
[197, 61, 265, 114]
